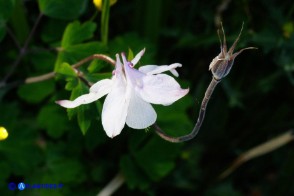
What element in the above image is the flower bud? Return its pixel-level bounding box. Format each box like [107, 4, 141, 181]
[209, 23, 257, 80]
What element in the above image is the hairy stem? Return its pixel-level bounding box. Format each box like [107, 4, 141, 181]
[154, 77, 220, 142]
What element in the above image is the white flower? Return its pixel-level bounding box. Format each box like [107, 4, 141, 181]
[56, 49, 189, 138]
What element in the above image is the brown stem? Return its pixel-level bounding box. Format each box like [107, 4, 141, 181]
[24, 54, 115, 85]
[154, 77, 220, 143]
[72, 54, 115, 69]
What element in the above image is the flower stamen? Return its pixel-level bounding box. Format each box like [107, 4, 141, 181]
[128, 62, 134, 68]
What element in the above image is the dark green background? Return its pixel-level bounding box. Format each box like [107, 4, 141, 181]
[0, 0, 294, 195]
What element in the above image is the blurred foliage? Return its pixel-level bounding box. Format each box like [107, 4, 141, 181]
[0, 0, 294, 195]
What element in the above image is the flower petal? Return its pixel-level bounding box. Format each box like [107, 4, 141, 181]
[139, 63, 182, 77]
[131, 48, 145, 65]
[126, 91, 156, 129]
[123, 59, 188, 105]
[115, 54, 123, 74]
[137, 74, 189, 105]
[101, 73, 130, 138]
[56, 94, 98, 108]
[56, 79, 113, 108]
[90, 79, 113, 94]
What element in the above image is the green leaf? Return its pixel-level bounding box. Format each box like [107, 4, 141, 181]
[84, 121, 107, 151]
[109, 33, 156, 64]
[61, 21, 97, 48]
[127, 48, 134, 61]
[154, 94, 193, 136]
[56, 62, 77, 77]
[54, 21, 106, 73]
[55, 62, 79, 90]
[37, 104, 69, 138]
[0, 117, 43, 176]
[87, 59, 108, 73]
[77, 104, 91, 135]
[29, 50, 56, 72]
[67, 81, 98, 135]
[55, 41, 105, 71]
[0, 0, 15, 41]
[17, 80, 55, 103]
[204, 183, 242, 196]
[85, 72, 112, 84]
[0, 0, 15, 20]
[44, 158, 86, 183]
[65, 78, 79, 91]
[9, 0, 29, 44]
[65, 42, 104, 60]
[133, 136, 182, 181]
[0, 162, 11, 181]
[91, 160, 111, 183]
[0, 19, 6, 41]
[38, 0, 86, 20]
[120, 155, 150, 190]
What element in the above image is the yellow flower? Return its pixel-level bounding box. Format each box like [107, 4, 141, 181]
[93, 0, 117, 10]
[0, 127, 8, 141]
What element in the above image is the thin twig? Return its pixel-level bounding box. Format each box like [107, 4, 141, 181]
[97, 173, 125, 196]
[23, 13, 44, 54]
[2, 54, 115, 87]
[2, 13, 43, 83]
[154, 78, 220, 142]
[6, 27, 21, 50]
[218, 130, 294, 180]
[72, 54, 116, 69]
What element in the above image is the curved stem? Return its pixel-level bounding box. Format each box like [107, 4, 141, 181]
[154, 77, 220, 143]
[1, 54, 115, 89]
[72, 54, 115, 69]
[20, 54, 115, 85]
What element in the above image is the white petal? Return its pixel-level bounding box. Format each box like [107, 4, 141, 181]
[139, 63, 182, 77]
[126, 92, 156, 129]
[101, 73, 130, 138]
[131, 48, 145, 65]
[56, 79, 113, 109]
[138, 65, 157, 73]
[169, 69, 179, 77]
[137, 74, 189, 105]
[115, 54, 123, 73]
[56, 94, 98, 108]
[123, 58, 146, 88]
[123, 61, 188, 105]
[90, 79, 113, 94]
